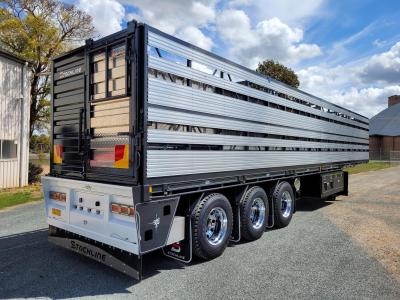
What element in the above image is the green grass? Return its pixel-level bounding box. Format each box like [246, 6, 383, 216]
[30, 158, 50, 167]
[345, 161, 391, 174]
[0, 185, 43, 210]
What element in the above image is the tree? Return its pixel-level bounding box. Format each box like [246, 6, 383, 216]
[30, 133, 50, 153]
[256, 59, 300, 88]
[0, 0, 94, 136]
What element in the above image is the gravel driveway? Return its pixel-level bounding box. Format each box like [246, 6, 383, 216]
[1, 168, 400, 299]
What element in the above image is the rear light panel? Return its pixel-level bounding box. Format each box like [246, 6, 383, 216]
[49, 191, 66, 202]
[111, 203, 135, 216]
[53, 144, 63, 164]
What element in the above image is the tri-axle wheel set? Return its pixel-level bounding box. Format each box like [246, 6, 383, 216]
[191, 181, 295, 260]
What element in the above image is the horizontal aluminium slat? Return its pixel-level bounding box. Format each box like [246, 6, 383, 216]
[54, 113, 81, 121]
[149, 56, 369, 130]
[148, 30, 369, 124]
[147, 129, 369, 150]
[148, 79, 369, 139]
[148, 106, 369, 144]
[54, 107, 83, 117]
[55, 74, 85, 85]
[54, 52, 84, 68]
[147, 150, 369, 178]
[55, 59, 84, 72]
[53, 80, 84, 94]
[54, 95, 84, 107]
[54, 124, 79, 134]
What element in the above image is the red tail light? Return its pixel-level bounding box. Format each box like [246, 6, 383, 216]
[54, 144, 63, 164]
[114, 144, 129, 168]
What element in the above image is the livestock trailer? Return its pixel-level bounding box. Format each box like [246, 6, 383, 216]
[42, 20, 369, 280]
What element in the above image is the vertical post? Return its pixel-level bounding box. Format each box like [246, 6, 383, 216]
[105, 45, 109, 98]
[18, 63, 24, 187]
[187, 59, 192, 87]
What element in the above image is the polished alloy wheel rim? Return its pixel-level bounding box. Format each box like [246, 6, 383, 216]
[281, 191, 293, 218]
[206, 207, 228, 245]
[250, 198, 266, 229]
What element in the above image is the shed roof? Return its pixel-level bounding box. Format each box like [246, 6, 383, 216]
[370, 102, 400, 136]
[0, 47, 27, 65]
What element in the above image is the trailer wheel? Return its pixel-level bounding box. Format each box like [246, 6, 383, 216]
[192, 193, 233, 260]
[240, 187, 269, 241]
[272, 182, 295, 228]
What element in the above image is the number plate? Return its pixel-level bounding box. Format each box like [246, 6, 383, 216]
[52, 208, 61, 216]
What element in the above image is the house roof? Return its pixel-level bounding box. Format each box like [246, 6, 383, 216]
[370, 102, 400, 136]
[0, 47, 28, 65]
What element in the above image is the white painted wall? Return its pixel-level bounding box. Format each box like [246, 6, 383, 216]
[0, 54, 30, 188]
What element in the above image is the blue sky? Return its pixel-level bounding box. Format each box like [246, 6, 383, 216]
[74, 0, 400, 117]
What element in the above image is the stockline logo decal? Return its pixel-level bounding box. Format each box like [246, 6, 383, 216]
[70, 240, 106, 262]
[58, 66, 83, 79]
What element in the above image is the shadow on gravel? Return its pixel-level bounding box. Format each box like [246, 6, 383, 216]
[296, 197, 334, 212]
[0, 229, 186, 299]
[0, 198, 337, 298]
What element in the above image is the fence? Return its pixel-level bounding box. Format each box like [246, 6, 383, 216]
[369, 151, 400, 162]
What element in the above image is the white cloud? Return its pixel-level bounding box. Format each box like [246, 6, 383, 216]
[123, 0, 216, 35]
[298, 59, 400, 117]
[123, 0, 217, 50]
[177, 26, 214, 51]
[77, 0, 125, 37]
[229, 0, 326, 25]
[216, 10, 322, 68]
[227, 0, 252, 7]
[359, 42, 400, 84]
[327, 86, 400, 117]
[298, 65, 353, 94]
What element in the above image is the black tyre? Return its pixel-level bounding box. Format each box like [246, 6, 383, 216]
[192, 193, 233, 260]
[328, 195, 337, 201]
[240, 186, 269, 241]
[272, 181, 295, 228]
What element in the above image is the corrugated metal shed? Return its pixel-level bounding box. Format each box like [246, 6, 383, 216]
[0, 49, 30, 188]
[370, 102, 400, 136]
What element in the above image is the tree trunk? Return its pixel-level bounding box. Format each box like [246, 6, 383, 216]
[29, 71, 39, 137]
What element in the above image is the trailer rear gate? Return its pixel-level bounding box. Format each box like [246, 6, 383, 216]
[50, 22, 368, 192]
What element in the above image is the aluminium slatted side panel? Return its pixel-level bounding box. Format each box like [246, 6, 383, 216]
[148, 29, 369, 125]
[145, 28, 369, 179]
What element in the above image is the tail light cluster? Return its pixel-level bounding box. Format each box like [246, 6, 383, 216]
[111, 203, 135, 217]
[49, 191, 66, 202]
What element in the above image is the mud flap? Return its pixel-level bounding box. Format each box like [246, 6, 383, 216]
[231, 186, 249, 242]
[162, 214, 192, 263]
[49, 236, 142, 280]
[230, 204, 241, 242]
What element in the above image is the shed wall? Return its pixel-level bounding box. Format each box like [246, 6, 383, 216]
[369, 136, 400, 160]
[0, 55, 30, 188]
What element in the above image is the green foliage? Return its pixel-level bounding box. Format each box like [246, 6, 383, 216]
[30, 134, 50, 153]
[256, 59, 300, 88]
[0, 0, 94, 136]
[28, 162, 43, 183]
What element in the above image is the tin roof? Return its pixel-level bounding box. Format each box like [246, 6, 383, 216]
[0, 47, 27, 65]
[370, 102, 400, 136]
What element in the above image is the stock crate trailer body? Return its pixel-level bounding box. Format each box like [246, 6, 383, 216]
[42, 21, 369, 280]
